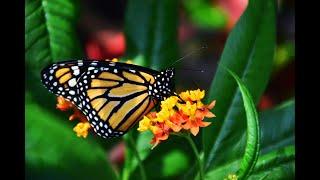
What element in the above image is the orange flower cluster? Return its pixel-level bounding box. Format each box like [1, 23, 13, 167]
[138, 89, 216, 149]
[56, 96, 91, 138]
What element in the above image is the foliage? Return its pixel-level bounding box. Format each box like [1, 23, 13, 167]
[25, 0, 294, 179]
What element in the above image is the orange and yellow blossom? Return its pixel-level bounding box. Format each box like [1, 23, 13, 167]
[138, 89, 216, 149]
[56, 96, 91, 137]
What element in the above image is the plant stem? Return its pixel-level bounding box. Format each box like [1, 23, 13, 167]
[128, 135, 147, 180]
[184, 134, 204, 180]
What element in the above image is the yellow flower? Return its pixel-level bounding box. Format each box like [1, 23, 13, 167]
[224, 174, 238, 180]
[161, 96, 179, 110]
[155, 108, 171, 123]
[137, 89, 216, 148]
[73, 122, 91, 138]
[179, 89, 205, 102]
[137, 116, 152, 132]
[177, 101, 197, 117]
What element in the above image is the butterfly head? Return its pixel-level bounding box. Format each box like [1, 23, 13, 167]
[151, 68, 175, 101]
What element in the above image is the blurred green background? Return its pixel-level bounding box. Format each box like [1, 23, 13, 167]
[25, 0, 294, 179]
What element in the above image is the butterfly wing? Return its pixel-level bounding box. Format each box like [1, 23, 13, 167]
[41, 60, 158, 138]
[41, 60, 92, 107]
[77, 63, 159, 137]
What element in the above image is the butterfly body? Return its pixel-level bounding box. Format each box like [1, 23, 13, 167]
[41, 60, 175, 138]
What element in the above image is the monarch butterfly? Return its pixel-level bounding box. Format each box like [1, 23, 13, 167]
[41, 60, 175, 138]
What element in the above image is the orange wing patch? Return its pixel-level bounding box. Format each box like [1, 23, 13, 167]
[87, 89, 107, 99]
[91, 79, 119, 88]
[123, 71, 145, 83]
[91, 98, 108, 111]
[55, 68, 70, 78]
[118, 98, 151, 131]
[140, 72, 155, 84]
[99, 72, 124, 81]
[98, 101, 120, 121]
[108, 93, 148, 129]
[108, 83, 147, 97]
[59, 73, 72, 84]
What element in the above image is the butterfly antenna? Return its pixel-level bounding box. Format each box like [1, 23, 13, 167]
[168, 45, 208, 68]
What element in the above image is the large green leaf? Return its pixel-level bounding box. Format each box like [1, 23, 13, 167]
[203, 0, 276, 172]
[205, 99, 295, 179]
[259, 100, 295, 154]
[25, 0, 82, 72]
[124, 0, 178, 70]
[205, 145, 295, 180]
[25, 94, 117, 180]
[25, 0, 83, 110]
[225, 68, 260, 179]
[248, 145, 295, 179]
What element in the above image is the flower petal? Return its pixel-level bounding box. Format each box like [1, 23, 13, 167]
[207, 100, 216, 109]
[190, 127, 200, 136]
[200, 121, 211, 127]
[205, 111, 216, 118]
[73, 122, 91, 138]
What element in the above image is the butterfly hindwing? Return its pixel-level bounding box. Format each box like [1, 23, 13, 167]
[77, 64, 157, 137]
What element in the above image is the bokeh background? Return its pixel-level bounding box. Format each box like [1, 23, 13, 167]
[26, 0, 294, 179]
[78, 0, 294, 110]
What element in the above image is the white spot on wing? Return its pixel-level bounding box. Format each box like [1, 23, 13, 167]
[68, 78, 77, 87]
[71, 66, 79, 70]
[73, 69, 80, 76]
[69, 90, 75, 95]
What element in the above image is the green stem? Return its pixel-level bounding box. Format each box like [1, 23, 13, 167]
[128, 135, 147, 180]
[184, 134, 204, 180]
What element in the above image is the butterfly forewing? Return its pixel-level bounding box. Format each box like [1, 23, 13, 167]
[40, 60, 167, 138]
[41, 60, 93, 107]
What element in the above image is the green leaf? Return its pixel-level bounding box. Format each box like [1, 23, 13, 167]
[205, 99, 295, 179]
[25, 94, 117, 180]
[124, 0, 178, 70]
[248, 146, 295, 180]
[224, 67, 260, 179]
[182, 0, 227, 29]
[259, 99, 295, 154]
[121, 131, 153, 180]
[25, 0, 82, 72]
[25, 0, 83, 114]
[203, 0, 276, 172]
[205, 145, 294, 180]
